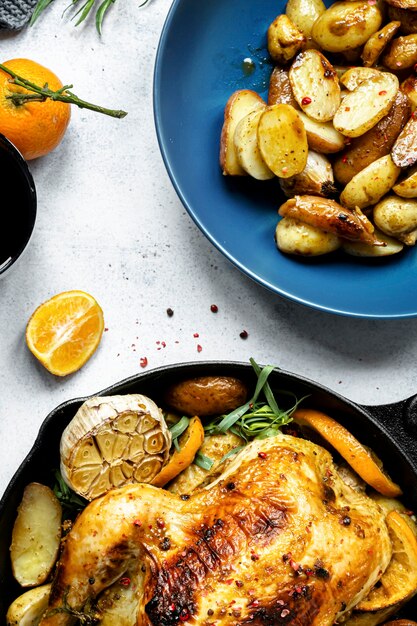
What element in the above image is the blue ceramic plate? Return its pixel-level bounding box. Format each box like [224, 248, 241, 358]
[153, 0, 417, 319]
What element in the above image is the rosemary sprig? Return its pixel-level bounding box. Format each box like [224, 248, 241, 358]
[52, 469, 87, 517]
[0, 63, 127, 119]
[45, 588, 100, 624]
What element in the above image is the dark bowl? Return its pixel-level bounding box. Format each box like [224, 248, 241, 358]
[0, 134, 36, 278]
[1, 361, 417, 622]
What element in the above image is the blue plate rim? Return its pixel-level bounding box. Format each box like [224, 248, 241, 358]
[152, 0, 415, 321]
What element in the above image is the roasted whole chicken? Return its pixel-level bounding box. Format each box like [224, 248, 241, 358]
[39, 432, 392, 626]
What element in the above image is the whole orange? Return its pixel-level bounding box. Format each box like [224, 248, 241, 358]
[0, 59, 71, 160]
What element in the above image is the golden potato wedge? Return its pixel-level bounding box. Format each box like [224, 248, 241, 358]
[298, 111, 345, 153]
[391, 113, 417, 167]
[219, 90, 266, 176]
[285, 0, 326, 48]
[340, 155, 401, 209]
[393, 165, 417, 197]
[382, 34, 417, 70]
[10, 483, 62, 587]
[278, 195, 384, 245]
[268, 67, 298, 108]
[289, 49, 341, 122]
[267, 14, 306, 65]
[333, 91, 411, 184]
[275, 217, 341, 256]
[385, 0, 417, 10]
[401, 74, 417, 111]
[333, 72, 399, 138]
[233, 110, 275, 180]
[257, 104, 308, 178]
[279, 150, 337, 198]
[340, 67, 382, 91]
[388, 5, 417, 34]
[373, 195, 417, 244]
[361, 21, 401, 67]
[6, 583, 51, 626]
[163, 376, 248, 417]
[311, 1, 383, 53]
[342, 229, 404, 257]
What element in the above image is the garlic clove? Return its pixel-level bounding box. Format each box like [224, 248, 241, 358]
[279, 150, 337, 198]
[60, 394, 171, 500]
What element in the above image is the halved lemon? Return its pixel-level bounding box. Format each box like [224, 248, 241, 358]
[356, 511, 417, 612]
[26, 290, 104, 376]
[152, 416, 205, 487]
[292, 409, 402, 498]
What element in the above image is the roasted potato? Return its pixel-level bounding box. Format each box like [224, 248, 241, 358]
[333, 73, 399, 138]
[401, 74, 417, 111]
[311, 1, 383, 53]
[233, 110, 275, 180]
[340, 155, 401, 209]
[333, 91, 411, 184]
[382, 34, 417, 70]
[285, 0, 326, 48]
[384, 0, 417, 10]
[257, 104, 308, 177]
[219, 90, 266, 176]
[393, 164, 417, 197]
[298, 111, 345, 153]
[361, 21, 401, 67]
[342, 229, 404, 257]
[340, 67, 382, 91]
[163, 376, 248, 417]
[373, 195, 417, 244]
[267, 67, 298, 108]
[275, 216, 341, 256]
[289, 49, 341, 122]
[388, 5, 417, 34]
[10, 483, 62, 587]
[344, 607, 404, 626]
[384, 621, 417, 625]
[267, 14, 306, 64]
[391, 113, 417, 168]
[279, 150, 337, 198]
[6, 583, 51, 626]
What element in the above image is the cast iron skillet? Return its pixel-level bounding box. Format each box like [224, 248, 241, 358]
[1, 361, 417, 623]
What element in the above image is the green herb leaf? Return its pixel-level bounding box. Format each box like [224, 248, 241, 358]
[194, 452, 214, 471]
[96, 0, 115, 34]
[30, 0, 55, 26]
[52, 470, 87, 517]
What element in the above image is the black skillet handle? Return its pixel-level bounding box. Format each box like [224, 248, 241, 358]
[362, 393, 417, 468]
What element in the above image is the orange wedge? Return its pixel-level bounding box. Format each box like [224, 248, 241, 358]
[151, 416, 205, 487]
[26, 290, 104, 377]
[292, 409, 402, 498]
[356, 511, 417, 612]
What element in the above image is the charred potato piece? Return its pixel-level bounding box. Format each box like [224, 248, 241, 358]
[268, 67, 298, 108]
[333, 73, 399, 138]
[267, 14, 306, 64]
[388, 5, 417, 34]
[219, 90, 266, 176]
[340, 155, 401, 209]
[289, 49, 341, 122]
[361, 21, 402, 67]
[298, 111, 345, 153]
[340, 67, 382, 91]
[333, 91, 411, 185]
[234, 110, 275, 180]
[258, 104, 308, 178]
[391, 113, 417, 168]
[275, 217, 341, 256]
[382, 34, 417, 70]
[373, 195, 417, 244]
[10, 483, 62, 587]
[401, 74, 417, 111]
[393, 164, 417, 197]
[285, 0, 326, 48]
[163, 376, 248, 417]
[311, 1, 383, 53]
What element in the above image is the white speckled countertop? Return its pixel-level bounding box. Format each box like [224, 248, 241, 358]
[1, 0, 417, 498]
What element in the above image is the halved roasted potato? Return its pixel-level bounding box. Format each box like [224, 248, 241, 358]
[311, 1, 383, 53]
[234, 110, 275, 180]
[361, 21, 401, 67]
[388, 5, 417, 34]
[219, 90, 266, 176]
[333, 91, 411, 184]
[257, 104, 308, 178]
[268, 67, 298, 108]
[289, 49, 341, 122]
[6, 583, 51, 626]
[298, 111, 345, 153]
[340, 67, 382, 91]
[342, 230, 404, 257]
[333, 72, 399, 138]
[340, 155, 401, 210]
[285, 0, 326, 48]
[382, 34, 417, 70]
[267, 14, 306, 64]
[393, 165, 417, 197]
[373, 195, 417, 244]
[401, 75, 417, 111]
[391, 114, 417, 168]
[163, 375, 248, 417]
[10, 483, 62, 587]
[275, 216, 341, 256]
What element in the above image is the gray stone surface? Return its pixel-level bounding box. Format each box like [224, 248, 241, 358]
[1, 0, 417, 497]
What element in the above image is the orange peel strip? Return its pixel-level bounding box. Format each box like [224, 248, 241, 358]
[292, 408, 402, 498]
[151, 416, 205, 488]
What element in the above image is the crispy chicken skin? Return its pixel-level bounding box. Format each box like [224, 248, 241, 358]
[39, 434, 392, 626]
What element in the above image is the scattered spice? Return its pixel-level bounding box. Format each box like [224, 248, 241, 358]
[379, 90, 387, 96]
[301, 97, 312, 105]
[120, 577, 131, 587]
[239, 330, 249, 339]
[167, 307, 174, 317]
[139, 356, 148, 368]
[258, 451, 267, 459]
[210, 304, 218, 313]
[197, 344, 203, 353]
[133, 519, 142, 527]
